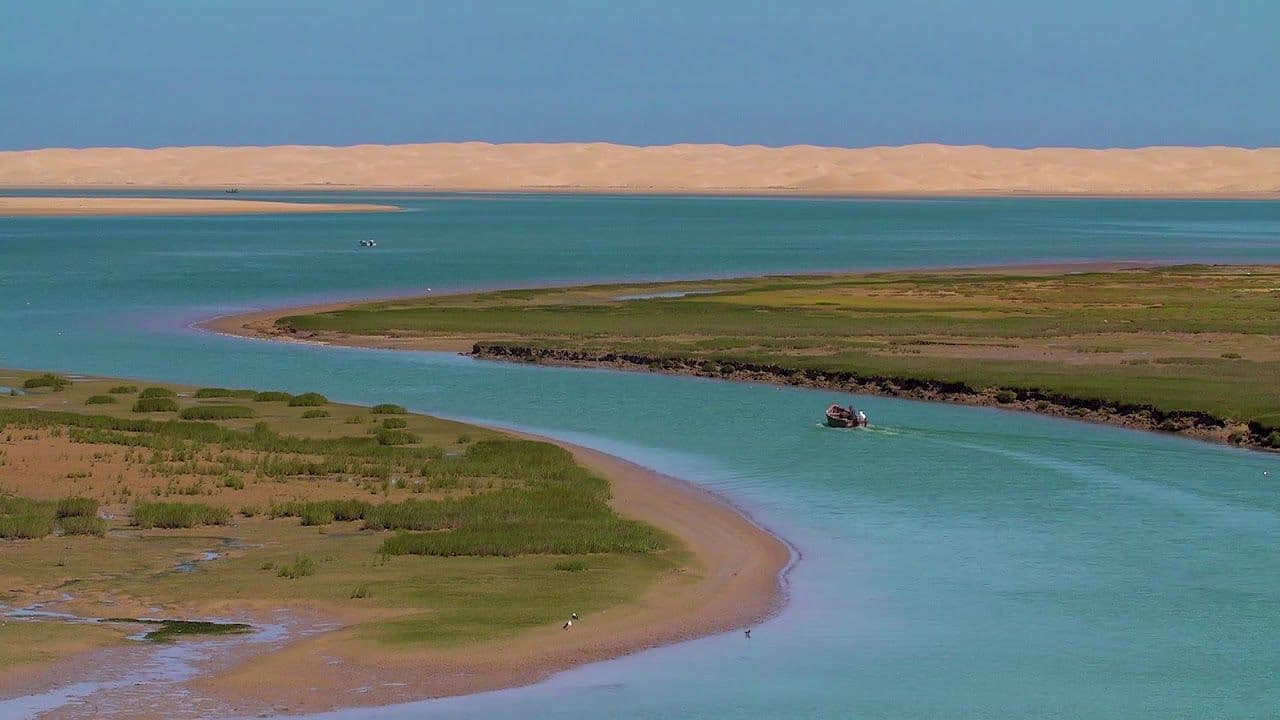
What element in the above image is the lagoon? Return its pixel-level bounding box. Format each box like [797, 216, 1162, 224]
[3, 194, 1280, 718]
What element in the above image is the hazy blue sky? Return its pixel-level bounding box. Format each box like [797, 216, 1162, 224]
[2, 1, 1277, 149]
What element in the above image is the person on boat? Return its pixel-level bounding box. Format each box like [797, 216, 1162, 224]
[857, 410, 868, 426]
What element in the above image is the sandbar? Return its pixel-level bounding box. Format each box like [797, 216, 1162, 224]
[0, 196, 399, 217]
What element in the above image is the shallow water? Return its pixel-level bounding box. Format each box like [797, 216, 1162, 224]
[3, 194, 1280, 719]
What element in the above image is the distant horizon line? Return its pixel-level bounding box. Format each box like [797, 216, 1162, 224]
[4, 141, 1278, 153]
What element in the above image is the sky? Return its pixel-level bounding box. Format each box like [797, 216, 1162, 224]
[2, 1, 1277, 150]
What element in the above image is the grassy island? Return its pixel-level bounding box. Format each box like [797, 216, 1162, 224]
[275, 265, 1280, 449]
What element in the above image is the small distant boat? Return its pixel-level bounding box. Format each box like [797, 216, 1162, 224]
[825, 403, 868, 428]
[359, 240, 378, 248]
[224, 188, 239, 194]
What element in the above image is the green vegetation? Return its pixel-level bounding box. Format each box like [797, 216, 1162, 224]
[276, 555, 316, 579]
[376, 428, 418, 445]
[381, 417, 408, 429]
[280, 265, 1280, 435]
[132, 397, 178, 413]
[287, 392, 328, 407]
[133, 501, 230, 528]
[193, 387, 237, 398]
[23, 374, 70, 391]
[85, 394, 117, 405]
[301, 409, 330, 419]
[179, 405, 255, 420]
[56, 497, 99, 518]
[102, 618, 253, 642]
[555, 559, 587, 572]
[139, 387, 176, 399]
[371, 403, 407, 414]
[107, 385, 137, 394]
[253, 390, 292, 402]
[1, 496, 101, 539]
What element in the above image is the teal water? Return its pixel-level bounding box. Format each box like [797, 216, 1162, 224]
[3, 195, 1279, 719]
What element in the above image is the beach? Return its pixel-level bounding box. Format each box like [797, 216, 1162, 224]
[0, 196, 399, 216]
[2, 143, 1278, 197]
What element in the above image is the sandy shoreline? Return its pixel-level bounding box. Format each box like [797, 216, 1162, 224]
[2, 142, 1278, 197]
[179, 435, 791, 716]
[0, 196, 399, 216]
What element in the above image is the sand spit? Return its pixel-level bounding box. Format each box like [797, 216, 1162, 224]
[2, 143, 1278, 197]
[0, 196, 398, 216]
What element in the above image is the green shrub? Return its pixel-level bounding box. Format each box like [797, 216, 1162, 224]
[85, 395, 117, 405]
[344, 415, 366, 424]
[223, 476, 245, 490]
[277, 555, 316, 579]
[1269, 431, 1280, 449]
[179, 405, 255, 420]
[56, 497, 99, 518]
[381, 418, 408, 429]
[240, 505, 261, 517]
[139, 387, 176, 399]
[995, 390, 1017, 404]
[376, 428, 418, 446]
[0, 497, 56, 539]
[288, 392, 328, 407]
[107, 385, 138, 394]
[350, 585, 369, 599]
[23, 374, 70, 391]
[194, 388, 236, 398]
[133, 501, 229, 528]
[554, 559, 587, 572]
[370, 403, 406, 415]
[1221, 352, 1242, 360]
[301, 409, 331, 419]
[60, 516, 106, 536]
[299, 505, 335, 526]
[253, 391, 292, 402]
[132, 398, 178, 413]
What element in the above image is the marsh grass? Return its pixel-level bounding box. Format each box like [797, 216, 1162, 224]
[179, 405, 255, 420]
[23, 374, 70, 391]
[555, 559, 587, 572]
[55, 497, 99, 518]
[107, 385, 138, 394]
[381, 418, 408, 429]
[276, 555, 316, 579]
[376, 428, 418, 445]
[371, 404, 407, 415]
[101, 618, 253, 642]
[253, 391, 292, 402]
[134, 501, 229, 528]
[60, 516, 106, 536]
[139, 387, 176, 399]
[301, 409, 330, 419]
[85, 395, 117, 405]
[288, 392, 328, 407]
[193, 388, 236, 398]
[132, 398, 178, 413]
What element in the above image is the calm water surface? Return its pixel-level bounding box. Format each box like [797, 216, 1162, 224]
[3, 194, 1279, 719]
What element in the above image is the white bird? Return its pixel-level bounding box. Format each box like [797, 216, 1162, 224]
[570, 612, 578, 621]
[562, 620, 572, 630]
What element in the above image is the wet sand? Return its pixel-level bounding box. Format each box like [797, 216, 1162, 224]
[0, 196, 399, 216]
[2, 142, 1277, 197]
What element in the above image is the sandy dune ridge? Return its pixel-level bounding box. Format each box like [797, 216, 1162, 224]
[2, 142, 1278, 196]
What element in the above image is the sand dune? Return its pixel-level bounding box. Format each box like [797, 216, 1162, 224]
[1, 143, 1277, 197]
[0, 196, 398, 216]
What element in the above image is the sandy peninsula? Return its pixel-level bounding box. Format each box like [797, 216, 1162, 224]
[0, 196, 398, 216]
[2, 142, 1278, 197]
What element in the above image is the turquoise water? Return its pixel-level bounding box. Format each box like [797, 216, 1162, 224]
[3, 195, 1280, 719]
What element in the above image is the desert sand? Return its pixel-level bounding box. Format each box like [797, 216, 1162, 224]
[1, 143, 1277, 196]
[0, 196, 398, 216]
